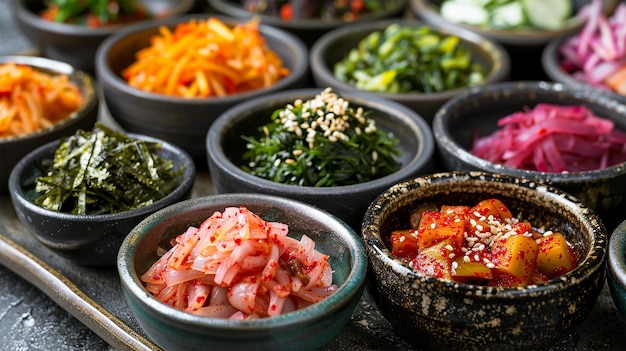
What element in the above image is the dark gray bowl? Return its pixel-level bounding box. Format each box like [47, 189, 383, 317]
[432, 81, 626, 232]
[362, 171, 607, 350]
[117, 193, 368, 351]
[206, 88, 436, 231]
[542, 35, 626, 105]
[207, 0, 408, 47]
[11, 0, 195, 73]
[8, 133, 196, 267]
[96, 14, 309, 160]
[309, 18, 510, 123]
[608, 220, 626, 320]
[0, 55, 99, 193]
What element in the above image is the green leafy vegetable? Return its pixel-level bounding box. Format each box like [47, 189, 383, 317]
[333, 23, 486, 94]
[43, 0, 148, 26]
[34, 122, 185, 215]
[241, 88, 402, 187]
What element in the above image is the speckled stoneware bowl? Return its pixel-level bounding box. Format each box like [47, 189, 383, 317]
[0, 55, 99, 193]
[362, 171, 607, 351]
[12, 0, 195, 73]
[432, 81, 626, 232]
[542, 35, 626, 105]
[206, 88, 436, 231]
[95, 14, 309, 160]
[117, 193, 368, 351]
[309, 18, 510, 123]
[608, 220, 626, 320]
[8, 133, 196, 267]
[207, 0, 408, 47]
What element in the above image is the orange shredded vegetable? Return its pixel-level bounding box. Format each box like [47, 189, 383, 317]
[122, 17, 291, 98]
[0, 62, 84, 138]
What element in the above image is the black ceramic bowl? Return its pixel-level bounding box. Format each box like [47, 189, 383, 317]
[608, 219, 626, 321]
[432, 81, 626, 232]
[362, 171, 607, 350]
[542, 34, 626, 105]
[0, 55, 98, 193]
[206, 88, 436, 230]
[8, 133, 196, 267]
[96, 14, 309, 160]
[207, 0, 408, 47]
[117, 193, 368, 351]
[309, 18, 510, 123]
[11, 0, 195, 73]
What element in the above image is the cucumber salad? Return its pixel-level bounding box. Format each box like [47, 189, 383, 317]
[439, 0, 573, 30]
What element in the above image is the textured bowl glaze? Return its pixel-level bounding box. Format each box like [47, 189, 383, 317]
[608, 220, 626, 320]
[96, 14, 309, 160]
[117, 193, 368, 351]
[542, 35, 626, 105]
[0, 55, 98, 193]
[206, 88, 436, 230]
[207, 0, 408, 47]
[309, 18, 510, 123]
[8, 133, 196, 267]
[432, 81, 626, 232]
[11, 0, 195, 73]
[362, 171, 607, 351]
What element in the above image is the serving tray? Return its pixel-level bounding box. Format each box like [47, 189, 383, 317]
[1, 114, 625, 350]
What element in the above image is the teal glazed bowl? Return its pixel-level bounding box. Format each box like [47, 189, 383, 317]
[117, 193, 368, 351]
[608, 220, 626, 320]
[432, 81, 626, 232]
[9, 133, 196, 267]
[362, 171, 607, 350]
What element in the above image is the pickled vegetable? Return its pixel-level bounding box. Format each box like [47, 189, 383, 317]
[333, 23, 486, 94]
[390, 199, 578, 288]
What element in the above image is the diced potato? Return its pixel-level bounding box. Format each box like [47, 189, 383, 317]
[536, 232, 577, 277]
[468, 198, 513, 228]
[417, 210, 466, 250]
[440, 205, 470, 215]
[390, 229, 419, 259]
[412, 239, 454, 280]
[491, 234, 538, 281]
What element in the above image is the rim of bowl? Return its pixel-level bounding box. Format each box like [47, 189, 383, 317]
[409, 0, 620, 46]
[95, 13, 309, 105]
[14, 0, 196, 36]
[207, 0, 408, 30]
[8, 132, 196, 223]
[206, 88, 435, 196]
[309, 18, 511, 104]
[608, 220, 626, 286]
[362, 171, 607, 297]
[117, 193, 368, 329]
[0, 55, 98, 144]
[432, 80, 626, 182]
[541, 35, 626, 105]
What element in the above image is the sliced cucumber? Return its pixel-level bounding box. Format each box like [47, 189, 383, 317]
[522, 0, 572, 30]
[440, 0, 489, 26]
[491, 1, 525, 28]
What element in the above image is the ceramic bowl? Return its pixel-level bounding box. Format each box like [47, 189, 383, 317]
[95, 13, 309, 160]
[410, 0, 620, 80]
[432, 81, 626, 232]
[11, 0, 195, 73]
[206, 88, 436, 230]
[309, 18, 510, 123]
[206, 0, 408, 47]
[8, 133, 196, 267]
[608, 220, 626, 320]
[0, 55, 99, 193]
[117, 193, 368, 351]
[362, 171, 607, 350]
[542, 35, 626, 105]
